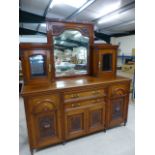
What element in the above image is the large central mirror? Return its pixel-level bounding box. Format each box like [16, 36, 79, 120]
[53, 30, 89, 77]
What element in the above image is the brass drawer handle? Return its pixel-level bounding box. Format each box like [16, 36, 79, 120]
[72, 104, 75, 107]
[92, 99, 101, 103]
[92, 90, 100, 95]
[72, 103, 81, 107]
[71, 94, 80, 98]
[77, 103, 80, 106]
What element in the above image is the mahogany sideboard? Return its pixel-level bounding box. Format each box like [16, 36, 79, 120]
[20, 20, 131, 154]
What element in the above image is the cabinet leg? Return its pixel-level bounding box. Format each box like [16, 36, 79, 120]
[104, 128, 106, 133]
[62, 141, 66, 145]
[30, 148, 33, 155]
[124, 120, 127, 126]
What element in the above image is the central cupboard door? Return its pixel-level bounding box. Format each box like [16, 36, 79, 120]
[87, 102, 105, 133]
[65, 108, 87, 140]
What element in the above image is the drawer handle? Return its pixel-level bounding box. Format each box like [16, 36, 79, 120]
[72, 103, 80, 107]
[92, 99, 101, 103]
[92, 91, 100, 95]
[71, 94, 79, 98]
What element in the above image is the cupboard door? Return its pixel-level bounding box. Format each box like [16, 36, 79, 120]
[98, 49, 116, 78]
[108, 97, 126, 127]
[88, 103, 105, 133]
[21, 49, 52, 85]
[29, 98, 62, 148]
[65, 108, 86, 140]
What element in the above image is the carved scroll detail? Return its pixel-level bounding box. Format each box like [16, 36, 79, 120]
[80, 28, 89, 36]
[112, 87, 127, 97]
[32, 100, 56, 114]
[52, 25, 65, 36]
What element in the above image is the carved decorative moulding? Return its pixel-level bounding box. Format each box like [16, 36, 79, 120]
[51, 25, 65, 36]
[80, 27, 89, 36]
[111, 85, 128, 97]
[32, 100, 56, 114]
[112, 88, 126, 96]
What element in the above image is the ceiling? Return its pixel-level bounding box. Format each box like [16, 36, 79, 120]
[19, 0, 135, 38]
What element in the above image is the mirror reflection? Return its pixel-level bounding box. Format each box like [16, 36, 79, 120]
[29, 55, 46, 76]
[53, 30, 89, 77]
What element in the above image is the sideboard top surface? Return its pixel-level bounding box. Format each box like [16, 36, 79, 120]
[21, 76, 131, 96]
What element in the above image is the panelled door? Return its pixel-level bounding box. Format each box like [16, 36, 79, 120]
[108, 96, 127, 127]
[65, 108, 87, 140]
[28, 95, 62, 148]
[87, 102, 105, 133]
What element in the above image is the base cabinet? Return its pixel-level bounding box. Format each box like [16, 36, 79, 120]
[22, 80, 130, 151]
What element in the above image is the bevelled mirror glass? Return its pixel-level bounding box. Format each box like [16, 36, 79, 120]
[29, 55, 46, 76]
[53, 30, 89, 77]
[102, 54, 112, 71]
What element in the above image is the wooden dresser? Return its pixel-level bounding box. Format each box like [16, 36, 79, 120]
[20, 21, 131, 154]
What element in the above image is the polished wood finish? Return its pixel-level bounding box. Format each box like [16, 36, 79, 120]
[93, 44, 118, 79]
[20, 48, 53, 85]
[22, 76, 130, 149]
[20, 21, 131, 152]
[24, 94, 62, 149]
[47, 21, 94, 79]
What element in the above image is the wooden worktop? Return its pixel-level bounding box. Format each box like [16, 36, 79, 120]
[21, 76, 131, 96]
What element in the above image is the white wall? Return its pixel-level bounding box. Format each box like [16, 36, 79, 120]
[111, 35, 135, 56]
[111, 35, 135, 67]
[19, 35, 47, 43]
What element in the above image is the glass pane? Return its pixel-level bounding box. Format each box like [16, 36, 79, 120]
[53, 30, 89, 77]
[102, 54, 112, 71]
[29, 55, 46, 76]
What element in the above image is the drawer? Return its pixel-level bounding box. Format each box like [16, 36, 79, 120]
[109, 84, 129, 97]
[64, 89, 106, 102]
[64, 98, 105, 110]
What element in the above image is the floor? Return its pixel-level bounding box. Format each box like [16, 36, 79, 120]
[19, 71, 135, 155]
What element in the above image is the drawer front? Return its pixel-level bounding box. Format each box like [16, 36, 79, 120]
[64, 89, 106, 102]
[64, 98, 105, 110]
[109, 83, 129, 98]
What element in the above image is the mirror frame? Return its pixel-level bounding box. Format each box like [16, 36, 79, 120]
[46, 20, 94, 79]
